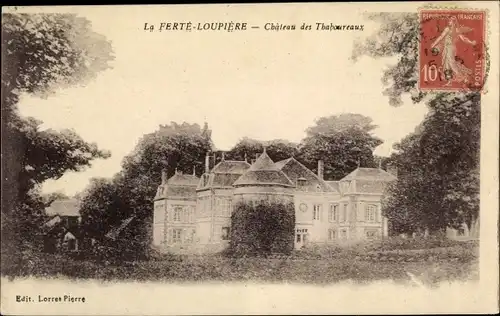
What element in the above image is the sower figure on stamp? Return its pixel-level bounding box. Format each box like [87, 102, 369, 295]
[431, 16, 477, 86]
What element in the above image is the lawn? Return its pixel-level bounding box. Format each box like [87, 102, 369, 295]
[1, 238, 479, 287]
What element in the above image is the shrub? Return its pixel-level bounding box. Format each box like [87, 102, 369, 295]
[228, 200, 295, 257]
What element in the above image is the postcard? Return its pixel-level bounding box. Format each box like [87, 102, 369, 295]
[1, 2, 499, 315]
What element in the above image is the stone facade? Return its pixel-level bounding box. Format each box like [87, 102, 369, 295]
[153, 150, 397, 254]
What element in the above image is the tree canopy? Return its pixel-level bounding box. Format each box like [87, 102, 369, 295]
[225, 137, 299, 163]
[353, 12, 480, 235]
[1, 13, 114, 262]
[299, 114, 383, 180]
[79, 122, 213, 258]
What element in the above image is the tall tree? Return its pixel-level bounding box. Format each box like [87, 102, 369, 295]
[1, 13, 113, 263]
[299, 114, 383, 180]
[79, 122, 212, 258]
[353, 12, 480, 235]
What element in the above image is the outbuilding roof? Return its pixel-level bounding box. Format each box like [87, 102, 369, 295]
[45, 199, 80, 217]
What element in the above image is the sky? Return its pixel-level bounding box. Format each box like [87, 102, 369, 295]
[16, 5, 429, 196]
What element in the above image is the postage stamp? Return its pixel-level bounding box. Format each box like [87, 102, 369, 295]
[419, 9, 487, 92]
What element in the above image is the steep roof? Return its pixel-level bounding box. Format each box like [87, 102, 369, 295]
[341, 167, 396, 182]
[155, 172, 199, 200]
[165, 186, 198, 199]
[233, 151, 293, 187]
[46, 199, 80, 217]
[211, 160, 251, 174]
[197, 160, 250, 189]
[167, 173, 200, 186]
[275, 157, 337, 192]
[274, 157, 293, 170]
[325, 181, 340, 192]
[354, 180, 391, 194]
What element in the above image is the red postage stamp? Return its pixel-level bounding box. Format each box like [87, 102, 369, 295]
[418, 9, 486, 92]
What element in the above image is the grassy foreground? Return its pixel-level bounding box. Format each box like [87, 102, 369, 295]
[2, 238, 478, 286]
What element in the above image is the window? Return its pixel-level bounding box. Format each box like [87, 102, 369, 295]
[157, 187, 164, 195]
[313, 204, 322, 220]
[190, 206, 196, 223]
[172, 229, 182, 243]
[328, 229, 337, 241]
[218, 198, 232, 217]
[297, 178, 307, 189]
[221, 227, 230, 240]
[173, 207, 182, 222]
[296, 234, 301, 242]
[365, 204, 377, 222]
[329, 204, 339, 222]
[457, 227, 465, 236]
[67, 217, 78, 227]
[187, 229, 196, 243]
[340, 229, 348, 239]
[343, 204, 348, 222]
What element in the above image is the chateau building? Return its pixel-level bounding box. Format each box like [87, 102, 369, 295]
[153, 150, 397, 254]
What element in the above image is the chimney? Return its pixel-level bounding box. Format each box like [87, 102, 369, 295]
[205, 153, 210, 174]
[386, 163, 398, 177]
[161, 169, 168, 185]
[193, 165, 196, 176]
[221, 152, 225, 161]
[317, 160, 324, 180]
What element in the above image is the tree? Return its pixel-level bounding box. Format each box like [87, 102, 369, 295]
[2, 13, 114, 211]
[225, 137, 299, 163]
[1, 13, 113, 265]
[79, 178, 124, 241]
[351, 12, 424, 107]
[298, 114, 383, 180]
[353, 12, 480, 235]
[79, 122, 212, 258]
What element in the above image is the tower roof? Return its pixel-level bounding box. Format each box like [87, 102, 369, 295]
[248, 149, 277, 171]
[233, 151, 293, 187]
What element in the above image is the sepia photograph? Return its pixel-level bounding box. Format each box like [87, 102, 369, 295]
[1, 2, 498, 315]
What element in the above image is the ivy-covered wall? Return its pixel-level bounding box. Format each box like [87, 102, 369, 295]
[228, 200, 295, 256]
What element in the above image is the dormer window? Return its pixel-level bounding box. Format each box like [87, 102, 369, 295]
[297, 177, 307, 189]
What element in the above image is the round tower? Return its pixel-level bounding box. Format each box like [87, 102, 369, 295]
[232, 149, 294, 204]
